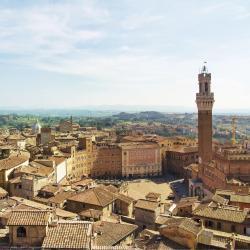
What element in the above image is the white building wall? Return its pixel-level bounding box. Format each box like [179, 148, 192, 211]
[56, 161, 67, 183]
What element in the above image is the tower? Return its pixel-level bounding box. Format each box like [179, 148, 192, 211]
[231, 116, 237, 145]
[196, 63, 215, 164]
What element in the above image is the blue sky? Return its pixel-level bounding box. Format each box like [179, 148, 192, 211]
[0, 0, 250, 110]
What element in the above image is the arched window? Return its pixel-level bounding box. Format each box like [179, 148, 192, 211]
[17, 227, 26, 238]
[205, 82, 208, 93]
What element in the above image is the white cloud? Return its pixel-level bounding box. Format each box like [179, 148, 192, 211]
[0, 1, 107, 56]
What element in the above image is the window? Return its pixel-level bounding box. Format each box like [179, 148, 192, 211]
[205, 220, 208, 227]
[208, 221, 213, 228]
[231, 225, 236, 232]
[17, 227, 26, 238]
[205, 82, 208, 93]
[217, 222, 222, 230]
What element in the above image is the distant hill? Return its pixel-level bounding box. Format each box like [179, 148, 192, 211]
[113, 111, 166, 120]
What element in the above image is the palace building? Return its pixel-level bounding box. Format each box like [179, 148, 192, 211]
[189, 64, 250, 198]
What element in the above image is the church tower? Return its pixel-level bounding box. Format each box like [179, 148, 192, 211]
[196, 63, 215, 164]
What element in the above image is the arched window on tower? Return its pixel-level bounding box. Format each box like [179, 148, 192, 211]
[17, 227, 26, 238]
[205, 82, 208, 93]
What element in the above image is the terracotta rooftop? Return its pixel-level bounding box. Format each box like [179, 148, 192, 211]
[15, 163, 54, 178]
[79, 209, 103, 219]
[55, 208, 77, 219]
[95, 185, 133, 204]
[7, 134, 25, 140]
[10, 197, 77, 219]
[161, 217, 201, 235]
[215, 189, 250, 204]
[114, 193, 134, 204]
[135, 228, 185, 250]
[0, 198, 17, 211]
[100, 184, 119, 194]
[42, 221, 92, 249]
[210, 194, 229, 205]
[93, 221, 138, 246]
[0, 155, 29, 171]
[176, 196, 199, 209]
[135, 199, 159, 212]
[119, 142, 159, 150]
[67, 187, 115, 207]
[155, 215, 170, 225]
[230, 194, 250, 204]
[145, 192, 161, 200]
[40, 184, 62, 195]
[71, 178, 94, 188]
[10, 196, 53, 210]
[7, 210, 51, 226]
[48, 156, 66, 166]
[215, 189, 235, 196]
[168, 145, 198, 153]
[193, 204, 248, 223]
[48, 190, 76, 204]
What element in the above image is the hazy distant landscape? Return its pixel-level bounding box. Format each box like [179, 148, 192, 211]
[1, 105, 250, 117]
[1, 110, 250, 143]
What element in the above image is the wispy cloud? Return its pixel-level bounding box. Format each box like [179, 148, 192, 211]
[0, 0, 108, 57]
[1, 0, 250, 109]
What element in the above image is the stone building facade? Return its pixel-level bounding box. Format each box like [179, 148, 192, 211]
[61, 138, 93, 180]
[40, 127, 53, 145]
[134, 199, 161, 230]
[7, 210, 52, 247]
[193, 203, 250, 236]
[92, 143, 122, 178]
[120, 142, 161, 178]
[166, 146, 198, 177]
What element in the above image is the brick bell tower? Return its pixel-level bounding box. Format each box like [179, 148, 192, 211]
[196, 62, 215, 164]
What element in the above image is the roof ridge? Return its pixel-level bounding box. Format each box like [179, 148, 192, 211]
[12, 209, 50, 212]
[57, 220, 92, 224]
[94, 188, 103, 206]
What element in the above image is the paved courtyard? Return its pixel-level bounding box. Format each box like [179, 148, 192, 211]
[123, 178, 173, 200]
